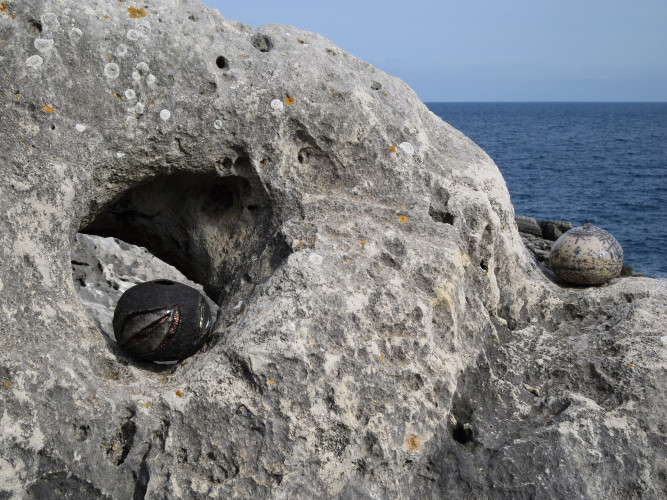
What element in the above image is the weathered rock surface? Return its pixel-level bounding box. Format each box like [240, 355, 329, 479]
[0, 1, 665, 498]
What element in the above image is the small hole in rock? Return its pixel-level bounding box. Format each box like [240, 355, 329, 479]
[49, 124, 55, 130]
[29, 19, 42, 33]
[251, 33, 272, 53]
[452, 422, 473, 444]
[188, 14, 197, 21]
[216, 56, 228, 70]
[371, 81, 382, 91]
[480, 260, 488, 271]
[428, 206, 455, 225]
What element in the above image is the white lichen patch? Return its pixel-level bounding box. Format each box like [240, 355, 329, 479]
[116, 43, 128, 57]
[146, 74, 156, 85]
[124, 89, 136, 100]
[399, 142, 415, 156]
[40, 13, 60, 30]
[132, 71, 141, 81]
[136, 62, 149, 75]
[75, 124, 86, 132]
[270, 99, 284, 111]
[213, 119, 223, 130]
[308, 253, 324, 266]
[34, 39, 54, 53]
[68, 28, 83, 43]
[104, 63, 119, 79]
[160, 109, 171, 121]
[25, 55, 43, 68]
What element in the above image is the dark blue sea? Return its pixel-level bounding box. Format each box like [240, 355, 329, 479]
[426, 103, 667, 278]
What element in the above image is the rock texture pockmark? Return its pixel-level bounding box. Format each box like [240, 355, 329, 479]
[1, 1, 665, 498]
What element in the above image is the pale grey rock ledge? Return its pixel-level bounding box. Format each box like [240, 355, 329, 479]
[0, 1, 665, 498]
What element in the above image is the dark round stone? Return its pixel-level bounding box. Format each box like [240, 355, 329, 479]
[112, 280, 213, 362]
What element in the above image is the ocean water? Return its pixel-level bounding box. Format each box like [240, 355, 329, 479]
[426, 102, 667, 278]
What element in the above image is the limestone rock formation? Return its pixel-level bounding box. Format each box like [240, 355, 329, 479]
[1, 1, 665, 498]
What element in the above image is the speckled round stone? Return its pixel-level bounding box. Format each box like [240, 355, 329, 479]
[549, 223, 624, 285]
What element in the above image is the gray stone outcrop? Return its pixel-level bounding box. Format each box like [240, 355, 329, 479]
[1, 1, 665, 498]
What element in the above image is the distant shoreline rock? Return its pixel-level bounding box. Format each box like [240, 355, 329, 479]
[516, 215, 640, 277]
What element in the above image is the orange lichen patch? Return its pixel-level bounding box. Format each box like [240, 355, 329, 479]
[359, 241, 366, 246]
[285, 96, 295, 106]
[174, 390, 183, 398]
[144, 402, 150, 407]
[149, 99, 155, 104]
[297, 241, 305, 247]
[298, 194, 302, 199]
[398, 215, 408, 224]
[103, 15, 110, 19]
[5, 381, 11, 387]
[405, 433, 422, 453]
[42, 105, 54, 113]
[380, 354, 385, 360]
[267, 379, 275, 385]
[128, 7, 146, 18]
[311, 237, 317, 243]
[0, 2, 7, 11]
[389, 145, 396, 153]
[627, 363, 633, 368]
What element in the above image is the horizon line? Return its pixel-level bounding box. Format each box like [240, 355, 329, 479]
[422, 100, 667, 104]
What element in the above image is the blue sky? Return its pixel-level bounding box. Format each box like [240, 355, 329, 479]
[200, 0, 667, 102]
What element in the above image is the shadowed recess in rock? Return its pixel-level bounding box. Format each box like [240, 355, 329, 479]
[80, 168, 290, 303]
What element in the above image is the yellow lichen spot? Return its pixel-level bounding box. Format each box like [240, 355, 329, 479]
[389, 145, 396, 153]
[311, 237, 317, 243]
[267, 379, 275, 385]
[353, 198, 359, 202]
[128, 7, 146, 18]
[114, 92, 121, 99]
[298, 194, 302, 199]
[405, 433, 422, 453]
[285, 96, 295, 106]
[257, 309, 262, 313]
[330, 89, 334, 93]
[144, 402, 150, 408]
[103, 15, 110, 19]
[359, 241, 366, 246]
[298, 241, 305, 247]
[108, 56, 112, 62]
[398, 215, 408, 224]
[175, 390, 183, 398]
[149, 99, 155, 105]
[627, 363, 633, 368]
[5, 381, 11, 387]
[380, 354, 385, 360]
[42, 105, 54, 113]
